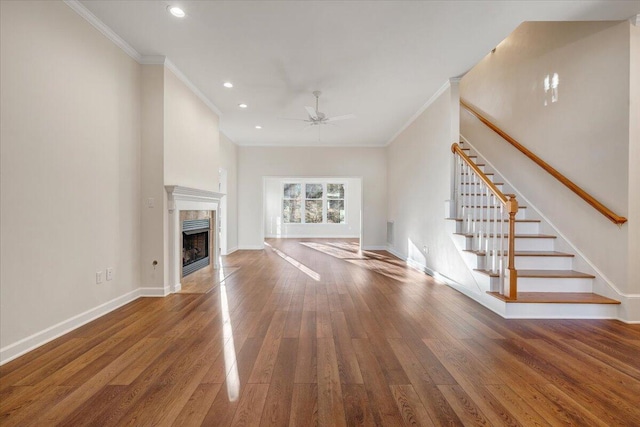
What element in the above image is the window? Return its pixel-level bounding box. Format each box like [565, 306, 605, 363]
[282, 183, 301, 223]
[327, 184, 345, 224]
[305, 184, 323, 223]
[282, 181, 346, 224]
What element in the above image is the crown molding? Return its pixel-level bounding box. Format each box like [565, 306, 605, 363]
[63, 0, 142, 61]
[63, 1, 223, 118]
[164, 59, 223, 117]
[139, 55, 167, 65]
[385, 80, 451, 146]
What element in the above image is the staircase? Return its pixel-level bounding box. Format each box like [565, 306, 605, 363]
[446, 141, 620, 318]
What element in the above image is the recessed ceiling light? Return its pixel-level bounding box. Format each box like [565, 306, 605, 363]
[223, 82, 233, 88]
[255, 125, 262, 129]
[167, 6, 185, 18]
[238, 103, 248, 108]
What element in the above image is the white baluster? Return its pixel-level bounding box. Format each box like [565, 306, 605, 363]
[499, 203, 505, 295]
[491, 193, 498, 274]
[478, 179, 484, 253]
[464, 164, 471, 234]
[471, 172, 477, 248]
[484, 186, 490, 271]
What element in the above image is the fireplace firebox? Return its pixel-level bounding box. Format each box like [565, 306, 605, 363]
[182, 219, 210, 277]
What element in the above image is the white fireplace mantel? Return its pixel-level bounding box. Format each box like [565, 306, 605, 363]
[165, 185, 225, 293]
[165, 185, 224, 212]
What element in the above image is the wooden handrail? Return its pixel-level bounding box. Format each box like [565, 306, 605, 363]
[460, 99, 627, 225]
[452, 143, 518, 299]
[452, 144, 507, 205]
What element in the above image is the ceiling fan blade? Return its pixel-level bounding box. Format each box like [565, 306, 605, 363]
[304, 106, 319, 120]
[326, 114, 355, 122]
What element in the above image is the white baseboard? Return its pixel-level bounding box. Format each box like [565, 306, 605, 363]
[265, 234, 360, 239]
[0, 288, 141, 365]
[362, 245, 389, 251]
[139, 286, 170, 297]
[238, 245, 265, 250]
[224, 247, 239, 255]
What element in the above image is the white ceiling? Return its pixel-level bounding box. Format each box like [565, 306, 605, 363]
[79, 1, 639, 147]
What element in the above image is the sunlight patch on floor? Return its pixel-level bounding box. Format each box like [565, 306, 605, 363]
[264, 241, 321, 281]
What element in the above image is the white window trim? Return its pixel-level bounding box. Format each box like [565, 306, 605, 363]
[282, 180, 348, 225]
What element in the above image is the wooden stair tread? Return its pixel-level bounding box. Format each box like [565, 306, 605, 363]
[463, 250, 574, 257]
[460, 172, 492, 176]
[517, 269, 595, 278]
[445, 218, 540, 223]
[475, 269, 594, 278]
[474, 269, 593, 278]
[487, 292, 620, 304]
[466, 182, 504, 185]
[454, 233, 555, 239]
[463, 205, 527, 209]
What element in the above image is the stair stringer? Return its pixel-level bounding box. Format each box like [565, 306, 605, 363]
[459, 134, 625, 319]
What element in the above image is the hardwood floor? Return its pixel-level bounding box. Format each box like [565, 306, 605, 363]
[1, 238, 639, 426]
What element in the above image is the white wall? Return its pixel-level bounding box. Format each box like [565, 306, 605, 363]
[264, 177, 361, 239]
[386, 85, 478, 290]
[1, 1, 141, 348]
[627, 20, 640, 318]
[140, 65, 166, 288]
[164, 68, 220, 192]
[460, 21, 632, 295]
[238, 147, 386, 249]
[220, 133, 239, 253]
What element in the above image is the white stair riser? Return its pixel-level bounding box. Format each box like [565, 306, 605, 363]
[514, 256, 573, 270]
[459, 175, 496, 183]
[463, 164, 486, 172]
[460, 207, 527, 220]
[473, 254, 573, 270]
[457, 195, 503, 205]
[517, 277, 593, 293]
[462, 235, 555, 251]
[460, 183, 502, 192]
[503, 302, 617, 319]
[455, 220, 539, 234]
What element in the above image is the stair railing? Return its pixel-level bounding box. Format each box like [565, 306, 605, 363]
[452, 143, 519, 299]
[460, 99, 627, 225]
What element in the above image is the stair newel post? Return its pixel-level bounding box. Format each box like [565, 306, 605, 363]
[505, 195, 519, 300]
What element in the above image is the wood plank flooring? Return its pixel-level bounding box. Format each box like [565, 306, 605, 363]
[1, 238, 639, 426]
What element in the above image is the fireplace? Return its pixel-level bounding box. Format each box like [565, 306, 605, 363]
[166, 186, 223, 293]
[182, 219, 210, 277]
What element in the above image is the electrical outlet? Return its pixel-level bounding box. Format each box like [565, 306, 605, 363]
[423, 245, 429, 254]
[96, 271, 103, 284]
[147, 197, 155, 208]
[106, 268, 113, 281]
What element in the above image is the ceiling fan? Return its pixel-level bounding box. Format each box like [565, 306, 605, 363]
[284, 91, 355, 126]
